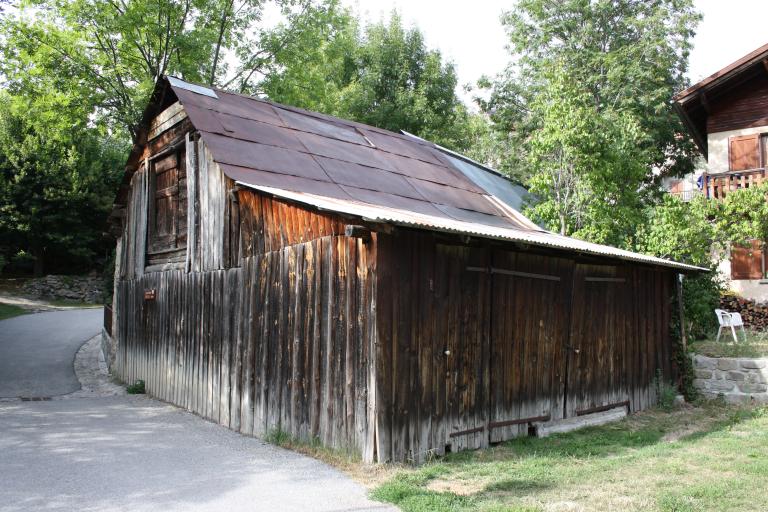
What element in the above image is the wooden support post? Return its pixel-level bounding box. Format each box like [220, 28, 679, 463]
[676, 274, 687, 352]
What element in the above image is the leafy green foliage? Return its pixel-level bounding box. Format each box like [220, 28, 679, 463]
[126, 379, 145, 394]
[636, 195, 715, 267]
[2, 0, 343, 138]
[655, 369, 679, 412]
[483, 0, 700, 183]
[524, 62, 647, 245]
[479, 0, 701, 249]
[0, 90, 125, 274]
[711, 182, 768, 248]
[263, 11, 483, 153]
[636, 194, 723, 341]
[0, 0, 352, 275]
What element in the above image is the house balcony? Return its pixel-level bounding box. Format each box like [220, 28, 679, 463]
[702, 168, 766, 200]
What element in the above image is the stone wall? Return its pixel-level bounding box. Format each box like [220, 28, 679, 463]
[692, 354, 768, 404]
[22, 273, 105, 303]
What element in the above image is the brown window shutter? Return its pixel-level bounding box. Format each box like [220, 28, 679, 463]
[729, 134, 760, 171]
[730, 240, 764, 280]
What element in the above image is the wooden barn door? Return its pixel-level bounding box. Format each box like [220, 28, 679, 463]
[564, 264, 631, 417]
[444, 245, 491, 452]
[487, 251, 572, 442]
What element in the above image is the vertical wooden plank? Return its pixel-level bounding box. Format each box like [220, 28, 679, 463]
[241, 258, 255, 435]
[185, 132, 197, 272]
[374, 233, 392, 462]
[229, 264, 243, 431]
[252, 256, 269, 437]
[344, 237, 356, 450]
[310, 239, 323, 442]
[363, 234, 377, 463]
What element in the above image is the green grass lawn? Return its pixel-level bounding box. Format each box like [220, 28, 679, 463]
[690, 330, 768, 358]
[0, 302, 27, 320]
[370, 403, 768, 512]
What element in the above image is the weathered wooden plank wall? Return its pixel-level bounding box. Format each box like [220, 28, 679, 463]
[114, 110, 678, 464]
[113, 232, 377, 460]
[488, 249, 573, 441]
[119, 166, 147, 280]
[237, 190, 346, 256]
[375, 229, 677, 463]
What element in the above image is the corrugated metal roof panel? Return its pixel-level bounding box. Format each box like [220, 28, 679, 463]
[165, 76, 703, 272]
[234, 183, 705, 272]
[439, 151, 532, 213]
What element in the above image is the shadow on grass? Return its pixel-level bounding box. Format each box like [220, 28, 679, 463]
[371, 404, 766, 512]
[483, 478, 553, 494]
[444, 403, 763, 465]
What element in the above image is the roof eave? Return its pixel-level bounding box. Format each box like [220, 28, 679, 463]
[672, 99, 708, 159]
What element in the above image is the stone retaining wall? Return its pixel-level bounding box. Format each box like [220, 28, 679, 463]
[22, 273, 105, 303]
[692, 354, 768, 404]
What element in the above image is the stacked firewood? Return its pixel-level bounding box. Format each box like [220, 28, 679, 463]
[720, 295, 768, 329]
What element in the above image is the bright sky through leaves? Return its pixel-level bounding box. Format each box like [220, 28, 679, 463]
[344, 0, 768, 98]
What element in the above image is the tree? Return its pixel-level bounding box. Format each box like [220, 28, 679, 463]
[713, 183, 768, 247]
[262, 11, 481, 152]
[525, 62, 647, 246]
[2, 0, 344, 139]
[636, 195, 716, 268]
[258, 4, 359, 116]
[0, 90, 125, 275]
[0, 0, 349, 274]
[635, 194, 723, 340]
[482, 0, 701, 187]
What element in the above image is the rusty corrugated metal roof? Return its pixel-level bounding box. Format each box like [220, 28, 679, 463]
[166, 77, 704, 272]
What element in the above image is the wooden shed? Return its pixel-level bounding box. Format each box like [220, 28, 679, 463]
[107, 76, 701, 463]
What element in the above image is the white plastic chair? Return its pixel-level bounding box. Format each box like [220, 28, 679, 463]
[715, 309, 746, 343]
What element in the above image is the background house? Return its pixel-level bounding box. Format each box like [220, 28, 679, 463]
[674, 42, 768, 300]
[106, 76, 700, 463]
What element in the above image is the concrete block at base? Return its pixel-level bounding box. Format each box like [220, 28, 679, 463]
[536, 407, 627, 438]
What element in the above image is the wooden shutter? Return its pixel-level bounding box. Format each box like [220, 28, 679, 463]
[729, 134, 760, 171]
[147, 145, 187, 266]
[730, 240, 764, 280]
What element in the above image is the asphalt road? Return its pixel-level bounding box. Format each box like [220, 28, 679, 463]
[0, 308, 103, 398]
[0, 309, 394, 512]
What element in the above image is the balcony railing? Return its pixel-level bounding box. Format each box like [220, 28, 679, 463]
[669, 189, 703, 202]
[703, 168, 766, 200]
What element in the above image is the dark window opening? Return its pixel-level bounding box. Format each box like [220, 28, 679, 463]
[147, 144, 187, 267]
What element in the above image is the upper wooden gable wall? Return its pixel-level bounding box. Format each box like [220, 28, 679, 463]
[708, 73, 768, 133]
[118, 101, 365, 279]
